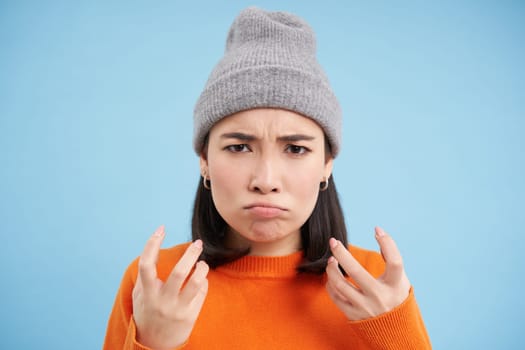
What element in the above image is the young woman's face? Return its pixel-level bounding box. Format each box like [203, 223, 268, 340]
[200, 108, 333, 256]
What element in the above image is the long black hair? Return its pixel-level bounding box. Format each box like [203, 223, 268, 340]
[191, 173, 348, 274]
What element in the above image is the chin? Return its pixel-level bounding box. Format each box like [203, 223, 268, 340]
[247, 231, 285, 243]
[248, 220, 284, 237]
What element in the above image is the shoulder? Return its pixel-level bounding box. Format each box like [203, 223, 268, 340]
[124, 242, 193, 284]
[348, 244, 386, 278]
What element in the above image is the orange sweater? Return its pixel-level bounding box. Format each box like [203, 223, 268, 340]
[104, 243, 431, 349]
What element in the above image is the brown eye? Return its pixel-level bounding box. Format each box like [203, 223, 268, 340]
[226, 144, 250, 152]
[285, 145, 309, 154]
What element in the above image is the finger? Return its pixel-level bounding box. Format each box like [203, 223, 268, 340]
[187, 278, 209, 323]
[329, 238, 377, 294]
[326, 256, 364, 303]
[179, 261, 209, 305]
[132, 272, 143, 300]
[164, 240, 204, 294]
[326, 282, 361, 320]
[137, 225, 165, 293]
[326, 279, 351, 308]
[325, 259, 361, 319]
[326, 280, 348, 305]
[325, 258, 353, 303]
[375, 227, 405, 284]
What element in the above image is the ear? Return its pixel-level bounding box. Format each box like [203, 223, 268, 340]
[199, 152, 209, 177]
[324, 156, 334, 180]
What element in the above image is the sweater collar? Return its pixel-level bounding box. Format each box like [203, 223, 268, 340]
[215, 250, 305, 279]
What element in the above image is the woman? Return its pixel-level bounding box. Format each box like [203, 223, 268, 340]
[104, 7, 431, 349]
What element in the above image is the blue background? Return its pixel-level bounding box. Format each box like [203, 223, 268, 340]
[1, 0, 523, 348]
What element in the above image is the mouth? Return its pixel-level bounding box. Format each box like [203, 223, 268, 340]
[244, 203, 287, 218]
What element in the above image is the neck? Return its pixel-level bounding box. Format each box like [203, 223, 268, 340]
[225, 229, 302, 257]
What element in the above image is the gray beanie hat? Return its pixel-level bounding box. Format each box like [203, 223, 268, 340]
[193, 7, 342, 156]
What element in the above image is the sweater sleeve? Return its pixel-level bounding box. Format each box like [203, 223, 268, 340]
[347, 245, 432, 349]
[102, 253, 189, 350]
[347, 287, 431, 349]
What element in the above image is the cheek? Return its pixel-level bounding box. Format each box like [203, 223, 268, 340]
[207, 159, 244, 209]
[292, 155, 326, 184]
[297, 158, 328, 207]
[290, 171, 322, 209]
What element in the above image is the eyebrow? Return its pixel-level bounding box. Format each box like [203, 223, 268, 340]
[220, 132, 256, 141]
[278, 134, 316, 142]
[220, 132, 315, 142]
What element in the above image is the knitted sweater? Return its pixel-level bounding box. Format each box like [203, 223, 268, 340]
[103, 243, 431, 349]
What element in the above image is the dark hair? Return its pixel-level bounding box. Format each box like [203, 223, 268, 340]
[191, 172, 349, 274]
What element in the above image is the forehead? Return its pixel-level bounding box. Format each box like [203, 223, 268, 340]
[209, 108, 324, 137]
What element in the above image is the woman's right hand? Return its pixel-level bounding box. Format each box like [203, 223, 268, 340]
[132, 225, 209, 350]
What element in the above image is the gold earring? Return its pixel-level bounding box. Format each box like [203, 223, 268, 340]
[203, 175, 211, 190]
[320, 177, 329, 191]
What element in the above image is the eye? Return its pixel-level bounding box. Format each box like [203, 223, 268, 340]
[225, 144, 250, 153]
[285, 145, 310, 155]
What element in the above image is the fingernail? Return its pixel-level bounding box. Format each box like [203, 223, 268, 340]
[193, 239, 203, 249]
[375, 226, 385, 237]
[328, 256, 336, 264]
[329, 238, 338, 249]
[154, 225, 165, 237]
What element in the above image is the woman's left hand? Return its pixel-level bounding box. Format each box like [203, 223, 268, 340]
[326, 226, 411, 321]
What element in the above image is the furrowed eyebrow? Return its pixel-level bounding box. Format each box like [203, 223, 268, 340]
[220, 132, 256, 141]
[219, 132, 315, 142]
[277, 134, 315, 142]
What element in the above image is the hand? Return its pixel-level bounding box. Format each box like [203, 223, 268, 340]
[326, 226, 411, 321]
[132, 225, 209, 350]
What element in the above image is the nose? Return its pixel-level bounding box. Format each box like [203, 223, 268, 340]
[248, 154, 281, 194]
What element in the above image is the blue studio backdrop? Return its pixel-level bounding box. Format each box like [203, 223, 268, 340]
[1, 1, 524, 349]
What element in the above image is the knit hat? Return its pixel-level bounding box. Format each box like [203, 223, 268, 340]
[193, 6, 342, 156]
